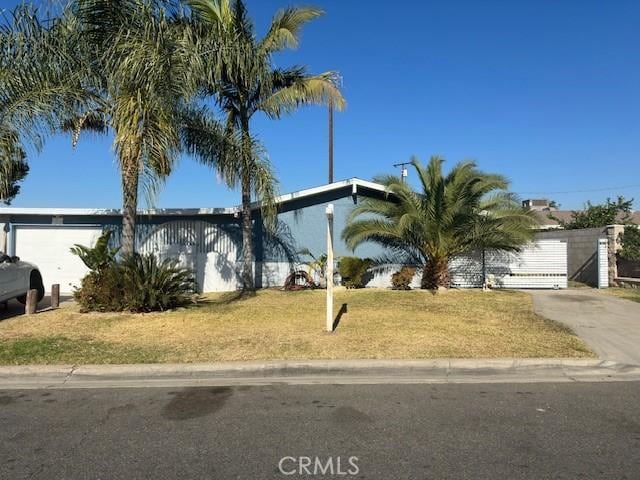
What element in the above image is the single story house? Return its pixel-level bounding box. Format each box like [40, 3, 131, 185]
[0, 178, 569, 293]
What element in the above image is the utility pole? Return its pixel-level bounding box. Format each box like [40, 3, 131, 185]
[328, 100, 334, 184]
[393, 161, 411, 182]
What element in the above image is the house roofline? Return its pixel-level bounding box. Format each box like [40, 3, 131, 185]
[0, 178, 390, 217]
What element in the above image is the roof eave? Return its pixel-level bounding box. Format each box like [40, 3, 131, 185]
[0, 178, 391, 218]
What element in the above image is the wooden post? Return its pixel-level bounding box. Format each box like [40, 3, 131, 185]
[326, 204, 334, 332]
[51, 284, 60, 308]
[25, 289, 38, 315]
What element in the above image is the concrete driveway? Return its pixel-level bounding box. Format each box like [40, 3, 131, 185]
[530, 289, 640, 365]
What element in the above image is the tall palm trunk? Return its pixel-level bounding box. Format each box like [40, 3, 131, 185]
[121, 156, 139, 257]
[421, 256, 450, 290]
[239, 117, 254, 290]
[240, 171, 254, 290]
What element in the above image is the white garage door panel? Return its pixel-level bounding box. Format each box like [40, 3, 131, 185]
[14, 226, 103, 294]
[450, 240, 568, 289]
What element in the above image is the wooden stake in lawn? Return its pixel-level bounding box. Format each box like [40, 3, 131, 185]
[25, 289, 38, 315]
[326, 204, 334, 332]
[51, 284, 60, 309]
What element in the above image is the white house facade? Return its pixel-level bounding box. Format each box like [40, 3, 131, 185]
[1, 178, 569, 294]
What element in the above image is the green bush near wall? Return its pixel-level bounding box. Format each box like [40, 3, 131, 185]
[74, 255, 197, 313]
[391, 266, 416, 290]
[72, 231, 197, 312]
[618, 226, 640, 261]
[339, 257, 372, 289]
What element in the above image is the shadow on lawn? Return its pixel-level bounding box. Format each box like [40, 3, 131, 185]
[190, 289, 258, 309]
[332, 303, 348, 332]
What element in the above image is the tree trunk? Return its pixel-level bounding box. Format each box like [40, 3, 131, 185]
[239, 116, 254, 291]
[421, 257, 450, 290]
[240, 170, 254, 290]
[121, 156, 139, 257]
[481, 249, 487, 289]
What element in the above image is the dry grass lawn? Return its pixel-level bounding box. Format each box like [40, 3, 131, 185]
[0, 289, 593, 364]
[602, 287, 640, 304]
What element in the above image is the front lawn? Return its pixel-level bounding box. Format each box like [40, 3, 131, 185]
[0, 289, 593, 364]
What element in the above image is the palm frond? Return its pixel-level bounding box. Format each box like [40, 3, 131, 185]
[259, 6, 323, 53]
[180, 104, 240, 175]
[0, 3, 97, 159]
[343, 156, 537, 267]
[260, 71, 346, 118]
[0, 134, 29, 205]
[188, 0, 232, 24]
[249, 151, 279, 230]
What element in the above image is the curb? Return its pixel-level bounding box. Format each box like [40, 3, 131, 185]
[1, 358, 640, 389]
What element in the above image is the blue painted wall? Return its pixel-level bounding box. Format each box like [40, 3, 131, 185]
[265, 195, 383, 262]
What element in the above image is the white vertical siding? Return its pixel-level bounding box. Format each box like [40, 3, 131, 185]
[138, 221, 240, 292]
[138, 221, 236, 255]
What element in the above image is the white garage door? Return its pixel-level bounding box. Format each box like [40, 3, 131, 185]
[13, 225, 104, 294]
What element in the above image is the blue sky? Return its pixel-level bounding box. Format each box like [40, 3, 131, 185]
[5, 0, 640, 210]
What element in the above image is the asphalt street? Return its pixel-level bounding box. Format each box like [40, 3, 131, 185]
[1, 382, 640, 479]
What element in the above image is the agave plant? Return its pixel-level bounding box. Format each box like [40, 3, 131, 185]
[120, 253, 197, 312]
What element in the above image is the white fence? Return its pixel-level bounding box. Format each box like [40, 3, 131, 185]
[451, 240, 568, 289]
[368, 240, 568, 290]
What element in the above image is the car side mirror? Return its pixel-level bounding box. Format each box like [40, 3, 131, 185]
[10, 256, 19, 262]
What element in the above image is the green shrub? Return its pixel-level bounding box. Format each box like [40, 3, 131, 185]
[74, 252, 196, 313]
[618, 226, 640, 261]
[74, 265, 125, 313]
[339, 256, 372, 289]
[391, 266, 416, 290]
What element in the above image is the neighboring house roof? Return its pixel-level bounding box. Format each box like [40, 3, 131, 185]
[0, 178, 390, 218]
[534, 210, 640, 229]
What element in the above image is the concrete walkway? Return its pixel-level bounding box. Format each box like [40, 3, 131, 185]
[530, 289, 640, 365]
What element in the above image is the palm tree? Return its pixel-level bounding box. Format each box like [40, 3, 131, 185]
[0, 4, 88, 204]
[187, 0, 346, 290]
[63, 0, 205, 255]
[2, 1, 202, 255]
[342, 156, 539, 290]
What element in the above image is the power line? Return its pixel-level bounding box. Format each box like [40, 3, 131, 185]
[516, 184, 640, 196]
